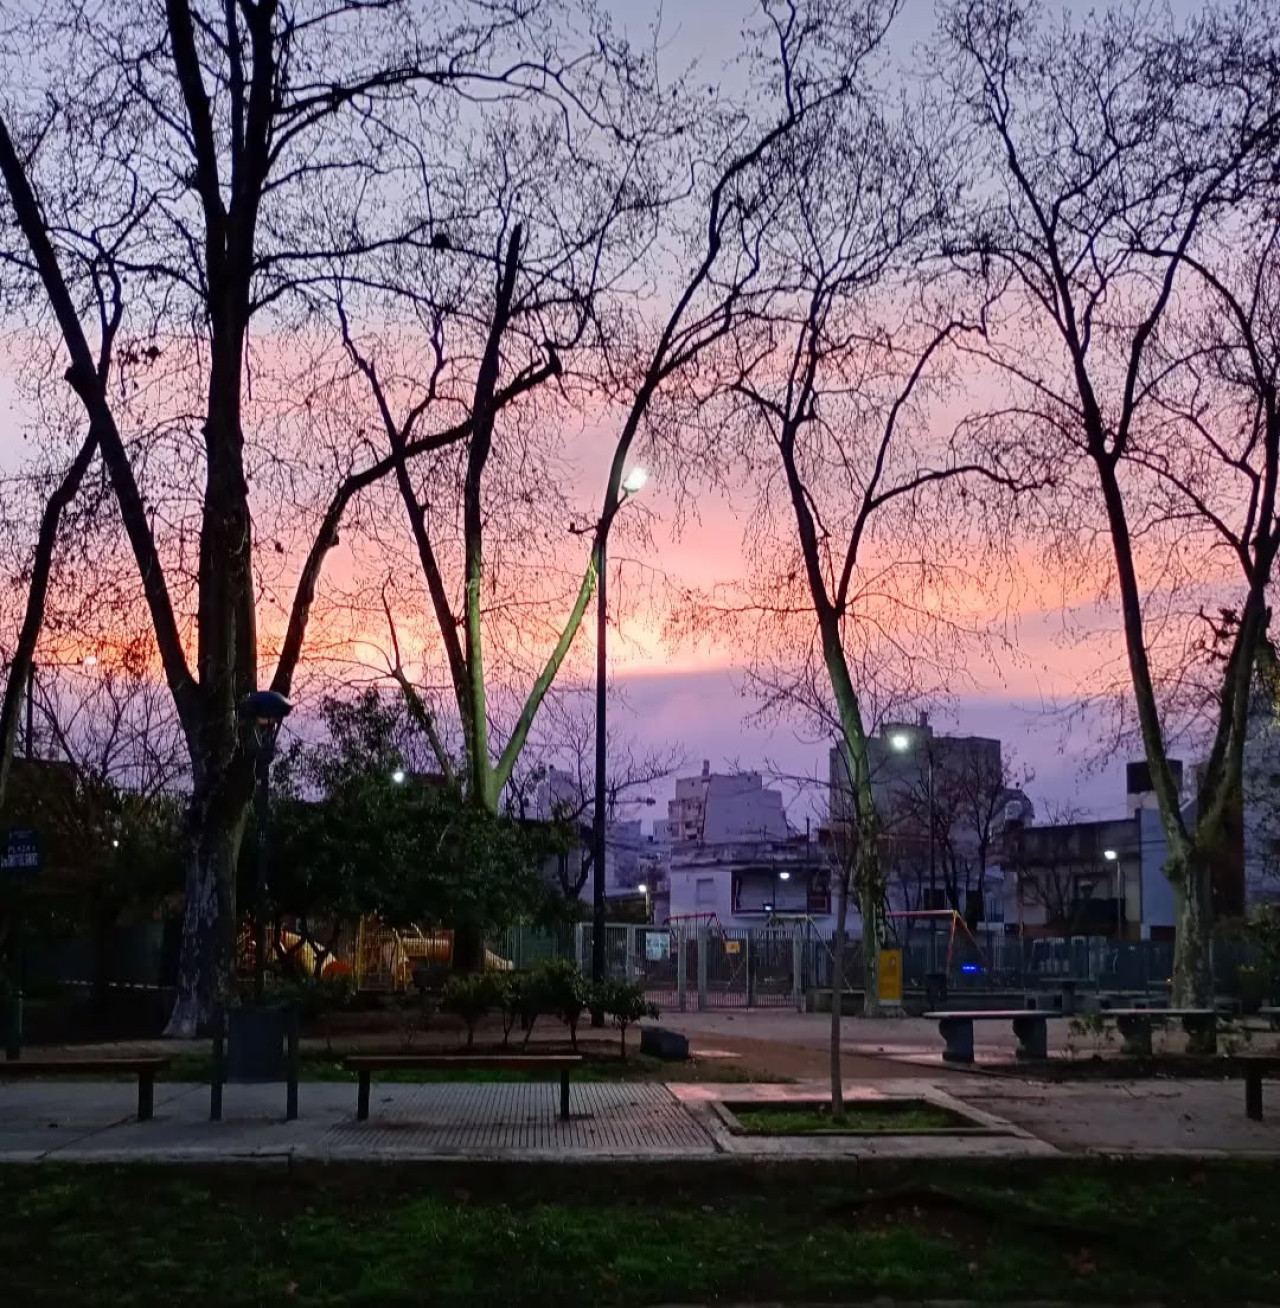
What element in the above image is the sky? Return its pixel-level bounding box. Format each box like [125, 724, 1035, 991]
[0, 0, 1207, 831]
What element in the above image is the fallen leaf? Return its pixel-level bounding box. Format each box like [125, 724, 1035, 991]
[283, 1282, 298, 1297]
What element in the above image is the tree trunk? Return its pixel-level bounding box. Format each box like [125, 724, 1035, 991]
[829, 865, 850, 1119]
[164, 789, 249, 1037]
[1171, 856, 1212, 1008]
[859, 873, 882, 1017]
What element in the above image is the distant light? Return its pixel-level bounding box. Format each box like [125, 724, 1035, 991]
[961, 963, 981, 974]
[637, 883, 648, 894]
[83, 654, 99, 668]
[889, 732, 911, 752]
[391, 769, 406, 784]
[763, 903, 773, 912]
[622, 467, 649, 494]
[111, 838, 119, 849]
[1103, 848, 1118, 861]
[778, 871, 791, 881]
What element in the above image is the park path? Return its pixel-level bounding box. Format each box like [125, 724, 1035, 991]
[0, 1072, 1276, 1163]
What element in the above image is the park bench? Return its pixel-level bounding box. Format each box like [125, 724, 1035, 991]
[1259, 1006, 1280, 1031]
[343, 1053, 582, 1122]
[1100, 1008, 1218, 1057]
[924, 1009, 1057, 1063]
[0, 1056, 170, 1121]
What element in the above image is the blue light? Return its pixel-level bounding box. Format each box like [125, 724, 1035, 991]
[960, 963, 981, 973]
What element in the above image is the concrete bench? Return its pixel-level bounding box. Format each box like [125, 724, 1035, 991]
[923, 1010, 1055, 1064]
[343, 1053, 583, 1121]
[0, 1056, 170, 1121]
[1100, 1008, 1217, 1057]
[1259, 1006, 1280, 1032]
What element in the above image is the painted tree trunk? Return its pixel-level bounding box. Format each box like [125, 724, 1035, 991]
[164, 790, 250, 1037]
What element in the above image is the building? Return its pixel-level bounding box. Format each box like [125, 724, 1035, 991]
[829, 716, 1031, 928]
[664, 761, 790, 844]
[657, 762, 834, 927]
[665, 834, 831, 929]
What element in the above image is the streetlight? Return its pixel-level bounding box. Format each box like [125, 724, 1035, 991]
[890, 726, 938, 970]
[591, 465, 648, 1020]
[1103, 848, 1120, 938]
[637, 881, 651, 922]
[238, 689, 293, 1004]
[391, 768, 406, 785]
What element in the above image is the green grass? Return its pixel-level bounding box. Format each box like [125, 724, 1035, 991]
[163, 1048, 775, 1085]
[731, 1099, 968, 1134]
[1, 1159, 1277, 1306]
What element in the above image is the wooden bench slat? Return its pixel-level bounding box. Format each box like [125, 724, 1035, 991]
[343, 1055, 581, 1070]
[0, 1057, 170, 1122]
[0, 1058, 171, 1074]
[342, 1053, 582, 1124]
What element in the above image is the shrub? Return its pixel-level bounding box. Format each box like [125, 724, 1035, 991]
[533, 959, 588, 1051]
[501, 973, 541, 1048]
[592, 979, 659, 1062]
[263, 969, 356, 1020]
[441, 972, 509, 1049]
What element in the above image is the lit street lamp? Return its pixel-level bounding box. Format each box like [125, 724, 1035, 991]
[890, 726, 938, 971]
[238, 689, 293, 1004]
[591, 466, 648, 1018]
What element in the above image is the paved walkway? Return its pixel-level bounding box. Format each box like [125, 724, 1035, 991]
[1, 1071, 1276, 1163]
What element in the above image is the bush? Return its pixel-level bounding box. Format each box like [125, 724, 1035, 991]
[532, 959, 588, 1051]
[261, 969, 356, 1020]
[591, 979, 659, 1062]
[441, 972, 509, 1049]
[500, 972, 541, 1048]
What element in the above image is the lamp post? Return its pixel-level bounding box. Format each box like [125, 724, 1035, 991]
[238, 689, 293, 1004]
[890, 727, 937, 971]
[591, 466, 648, 1018]
[1104, 847, 1120, 939]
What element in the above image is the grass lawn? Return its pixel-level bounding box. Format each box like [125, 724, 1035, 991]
[2, 1159, 1278, 1306]
[730, 1099, 968, 1134]
[163, 1047, 777, 1085]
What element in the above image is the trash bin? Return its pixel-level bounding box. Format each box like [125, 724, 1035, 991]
[925, 971, 948, 1010]
[226, 1004, 291, 1081]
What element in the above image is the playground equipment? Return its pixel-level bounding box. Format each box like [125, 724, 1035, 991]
[884, 908, 989, 976]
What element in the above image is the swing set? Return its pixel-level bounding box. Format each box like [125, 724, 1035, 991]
[884, 908, 989, 975]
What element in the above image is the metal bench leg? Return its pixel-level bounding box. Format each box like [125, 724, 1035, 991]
[1012, 1016, 1047, 1060]
[357, 1070, 371, 1121]
[285, 1014, 299, 1122]
[1116, 1015, 1152, 1058]
[138, 1071, 155, 1122]
[560, 1068, 570, 1121]
[210, 1006, 225, 1122]
[1246, 1068, 1263, 1122]
[938, 1017, 974, 1065]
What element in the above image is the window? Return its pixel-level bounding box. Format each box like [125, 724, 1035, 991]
[695, 877, 716, 908]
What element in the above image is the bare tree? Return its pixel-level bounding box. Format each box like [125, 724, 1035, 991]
[0, 0, 634, 1031]
[690, 9, 1033, 1026]
[941, 0, 1280, 1002]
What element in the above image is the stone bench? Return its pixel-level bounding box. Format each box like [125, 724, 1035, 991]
[0, 1056, 170, 1121]
[343, 1053, 582, 1121]
[923, 1010, 1056, 1064]
[1101, 1008, 1217, 1057]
